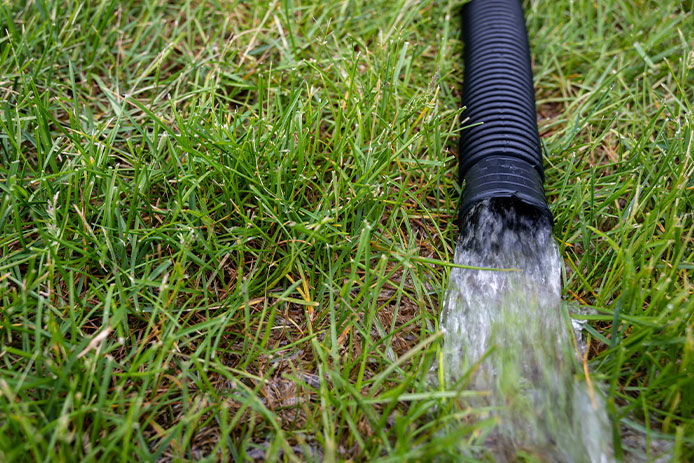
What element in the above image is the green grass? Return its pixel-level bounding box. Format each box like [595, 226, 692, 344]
[0, 0, 692, 461]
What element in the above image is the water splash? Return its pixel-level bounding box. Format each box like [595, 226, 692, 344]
[441, 199, 613, 462]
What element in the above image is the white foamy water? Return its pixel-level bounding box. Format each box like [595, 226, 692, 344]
[441, 199, 613, 462]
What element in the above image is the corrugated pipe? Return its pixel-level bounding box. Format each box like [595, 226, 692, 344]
[458, 0, 552, 223]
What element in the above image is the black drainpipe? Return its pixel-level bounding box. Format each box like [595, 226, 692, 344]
[458, 0, 552, 223]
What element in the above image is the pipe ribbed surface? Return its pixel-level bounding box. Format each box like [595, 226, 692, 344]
[458, 0, 552, 222]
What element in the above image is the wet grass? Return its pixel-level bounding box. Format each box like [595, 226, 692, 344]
[0, 0, 692, 461]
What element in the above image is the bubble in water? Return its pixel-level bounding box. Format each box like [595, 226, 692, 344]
[441, 199, 613, 462]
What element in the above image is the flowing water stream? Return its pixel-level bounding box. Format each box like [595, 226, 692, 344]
[441, 199, 613, 462]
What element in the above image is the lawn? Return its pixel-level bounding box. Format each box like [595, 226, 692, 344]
[0, 0, 692, 461]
